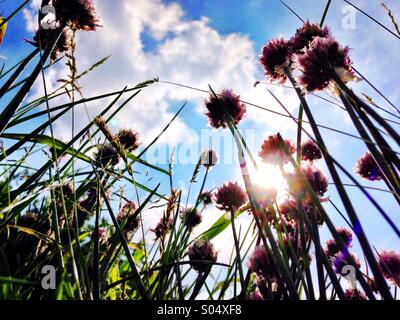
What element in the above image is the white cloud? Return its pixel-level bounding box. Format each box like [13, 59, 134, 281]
[23, 0, 297, 148]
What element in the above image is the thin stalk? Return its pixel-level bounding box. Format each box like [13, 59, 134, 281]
[284, 67, 393, 299]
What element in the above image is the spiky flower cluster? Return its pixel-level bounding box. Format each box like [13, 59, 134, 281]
[116, 128, 140, 152]
[259, 38, 292, 84]
[180, 207, 202, 231]
[334, 251, 361, 274]
[344, 289, 367, 300]
[258, 134, 295, 165]
[286, 164, 329, 199]
[259, 21, 356, 92]
[118, 201, 141, 232]
[249, 246, 274, 277]
[188, 239, 218, 273]
[301, 140, 322, 162]
[377, 250, 400, 286]
[205, 89, 246, 128]
[296, 36, 356, 92]
[95, 142, 120, 167]
[53, 0, 99, 31]
[214, 181, 248, 211]
[325, 227, 353, 257]
[31, 0, 99, 62]
[355, 152, 383, 181]
[151, 215, 174, 240]
[289, 21, 331, 53]
[199, 191, 213, 206]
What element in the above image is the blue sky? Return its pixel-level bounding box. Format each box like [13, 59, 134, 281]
[1, 0, 400, 276]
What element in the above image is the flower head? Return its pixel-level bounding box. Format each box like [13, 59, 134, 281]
[258, 134, 295, 165]
[205, 89, 246, 128]
[95, 142, 120, 167]
[199, 191, 213, 206]
[53, 0, 99, 31]
[344, 289, 367, 300]
[355, 152, 383, 181]
[279, 198, 299, 221]
[377, 250, 400, 285]
[214, 181, 248, 211]
[31, 26, 74, 62]
[301, 140, 322, 162]
[249, 246, 274, 277]
[296, 36, 356, 92]
[188, 239, 218, 273]
[259, 38, 291, 84]
[118, 201, 141, 232]
[325, 227, 353, 256]
[334, 252, 361, 274]
[287, 164, 329, 198]
[116, 128, 140, 151]
[248, 290, 263, 300]
[200, 149, 218, 168]
[180, 207, 202, 231]
[289, 21, 331, 53]
[152, 215, 174, 240]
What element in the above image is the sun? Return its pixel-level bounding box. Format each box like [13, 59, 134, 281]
[250, 162, 288, 199]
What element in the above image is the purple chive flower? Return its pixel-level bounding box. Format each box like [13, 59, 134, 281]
[248, 290, 263, 300]
[31, 26, 75, 62]
[325, 227, 353, 257]
[118, 201, 141, 232]
[259, 38, 292, 84]
[200, 149, 218, 168]
[355, 152, 383, 181]
[116, 128, 140, 151]
[377, 250, 400, 285]
[295, 36, 357, 92]
[276, 219, 296, 238]
[249, 246, 274, 277]
[301, 140, 322, 162]
[205, 89, 246, 129]
[188, 239, 218, 273]
[336, 227, 353, 247]
[180, 207, 202, 231]
[151, 215, 174, 240]
[289, 21, 331, 53]
[258, 134, 295, 165]
[334, 252, 361, 274]
[214, 181, 248, 211]
[279, 198, 299, 221]
[253, 185, 277, 209]
[325, 239, 340, 257]
[53, 0, 99, 31]
[95, 142, 120, 167]
[344, 289, 367, 300]
[287, 164, 329, 199]
[199, 191, 213, 206]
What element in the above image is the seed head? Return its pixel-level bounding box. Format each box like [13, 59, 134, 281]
[214, 181, 248, 211]
[258, 134, 295, 165]
[205, 89, 246, 129]
[188, 239, 218, 273]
